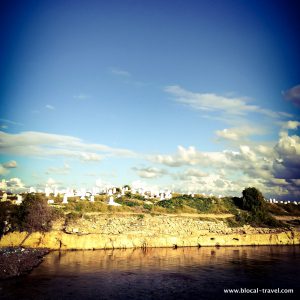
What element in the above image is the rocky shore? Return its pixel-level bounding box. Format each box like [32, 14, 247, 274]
[0, 247, 49, 279]
[1, 214, 299, 250]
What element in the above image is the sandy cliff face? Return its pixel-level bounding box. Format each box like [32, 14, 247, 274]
[1, 214, 299, 249]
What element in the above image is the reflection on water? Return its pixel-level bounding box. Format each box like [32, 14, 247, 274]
[1, 246, 299, 299]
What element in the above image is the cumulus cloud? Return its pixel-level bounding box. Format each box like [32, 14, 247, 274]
[5, 177, 26, 192]
[273, 132, 300, 179]
[0, 160, 17, 175]
[172, 168, 207, 181]
[46, 163, 70, 175]
[215, 126, 265, 141]
[2, 160, 17, 168]
[281, 120, 300, 130]
[165, 85, 289, 119]
[133, 166, 167, 178]
[151, 127, 300, 199]
[0, 130, 136, 162]
[283, 84, 300, 106]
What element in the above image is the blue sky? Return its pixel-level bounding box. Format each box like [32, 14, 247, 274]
[1, 0, 300, 199]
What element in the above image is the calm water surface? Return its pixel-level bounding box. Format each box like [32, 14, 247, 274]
[1, 246, 299, 300]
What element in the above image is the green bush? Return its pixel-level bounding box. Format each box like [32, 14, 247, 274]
[115, 198, 140, 207]
[143, 204, 153, 211]
[240, 187, 284, 228]
[242, 187, 266, 212]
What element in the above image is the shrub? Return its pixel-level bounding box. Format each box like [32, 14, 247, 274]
[18, 194, 53, 232]
[143, 204, 152, 211]
[241, 187, 284, 227]
[115, 198, 140, 207]
[242, 187, 266, 212]
[0, 202, 19, 237]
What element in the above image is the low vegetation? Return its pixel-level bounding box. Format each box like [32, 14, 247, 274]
[0, 187, 297, 235]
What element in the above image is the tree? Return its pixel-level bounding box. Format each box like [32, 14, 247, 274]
[18, 194, 53, 232]
[241, 187, 282, 227]
[242, 187, 266, 213]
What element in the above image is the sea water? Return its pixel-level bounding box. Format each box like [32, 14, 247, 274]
[0, 246, 299, 299]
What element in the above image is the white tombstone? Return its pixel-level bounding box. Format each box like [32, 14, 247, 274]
[160, 193, 165, 201]
[117, 194, 121, 198]
[80, 195, 85, 200]
[121, 188, 125, 196]
[90, 195, 95, 202]
[62, 194, 68, 204]
[92, 187, 98, 196]
[1, 192, 7, 202]
[191, 193, 195, 198]
[45, 187, 50, 197]
[108, 196, 121, 206]
[108, 189, 113, 196]
[16, 194, 23, 205]
[167, 191, 173, 199]
[29, 187, 36, 193]
[48, 199, 54, 204]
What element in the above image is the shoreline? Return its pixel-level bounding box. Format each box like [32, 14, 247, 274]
[1, 229, 299, 250]
[0, 247, 49, 280]
[1, 214, 300, 251]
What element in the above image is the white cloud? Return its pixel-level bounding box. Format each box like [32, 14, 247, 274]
[165, 85, 289, 119]
[110, 67, 131, 77]
[46, 178, 58, 186]
[281, 120, 300, 130]
[283, 84, 300, 106]
[0, 165, 8, 176]
[131, 180, 160, 193]
[5, 177, 26, 192]
[0, 160, 17, 175]
[73, 93, 91, 100]
[46, 163, 70, 175]
[0, 118, 23, 126]
[273, 132, 300, 179]
[133, 166, 167, 178]
[151, 127, 300, 199]
[45, 104, 55, 110]
[2, 160, 17, 168]
[0, 131, 136, 162]
[215, 126, 265, 141]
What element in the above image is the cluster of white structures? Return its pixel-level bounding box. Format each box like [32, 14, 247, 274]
[1, 183, 299, 206]
[0, 185, 175, 206]
[266, 198, 298, 205]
